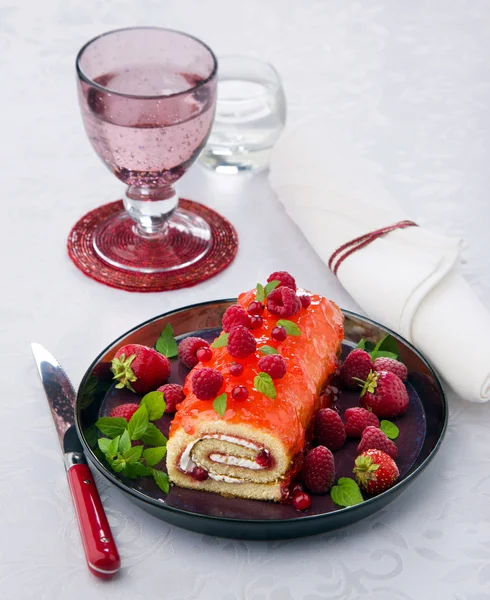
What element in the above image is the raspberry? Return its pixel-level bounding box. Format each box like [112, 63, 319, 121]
[267, 271, 297, 291]
[292, 491, 311, 511]
[257, 354, 287, 379]
[157, 383, 185, 413]
[250, 315, 263, 329]
[344, 407, 380, 438]
[222, 305, 251, 332]
[232, 385, 248, 401]
[299, 295, 311, 309]
[247, 301, 264, 315]
[191, 368, 224, 400]
[256, 449, 272, 468]
[302, 446, 335, 494]
[190, 467, 208, 481]
[357, 426, 398, 459]
[196, 346, 212, 362]
[229, 362, 244, 377]
[373, 357, 408, 382]
[178, 337, 210, 369]
[314, 408, 346, 451]
[339, 348, 373, 389]
[227, 325, 257, 359]
[266, 286, 301, 318]
[110, 403, 139, 421]
[271, 326, 287, 342]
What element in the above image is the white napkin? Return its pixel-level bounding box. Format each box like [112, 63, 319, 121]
[269, 119, 490, 402]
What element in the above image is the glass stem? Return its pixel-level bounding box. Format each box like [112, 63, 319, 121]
[123, 185, 178, 237]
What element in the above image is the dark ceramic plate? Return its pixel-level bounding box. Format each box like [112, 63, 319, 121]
[76, 301, 447, 540]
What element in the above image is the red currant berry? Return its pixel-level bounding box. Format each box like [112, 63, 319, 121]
[232, 385, 248, 401]
[229, 363, 244, 377]
[247, 301, 264, 315]
[196, 346, 212, 362]
[292, 491, 311, 511]
[250, 315, 263, 329]
[271, 326, 287, 342]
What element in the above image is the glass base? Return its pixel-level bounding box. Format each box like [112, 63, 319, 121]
[199, 147, 271, 174]
[93, 207, 212, 273]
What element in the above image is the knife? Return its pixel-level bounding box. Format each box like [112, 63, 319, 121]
[31, 343, 121, 579]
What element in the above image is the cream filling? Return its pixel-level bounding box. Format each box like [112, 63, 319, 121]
[179, 434, 266, 482]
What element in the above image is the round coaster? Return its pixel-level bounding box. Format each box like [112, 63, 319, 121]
[67, 199, 238, 292]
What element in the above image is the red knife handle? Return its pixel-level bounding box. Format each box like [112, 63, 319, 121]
[65, 456, 121, 579]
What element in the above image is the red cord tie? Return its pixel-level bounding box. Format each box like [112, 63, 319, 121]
[328, 220, 418, 276]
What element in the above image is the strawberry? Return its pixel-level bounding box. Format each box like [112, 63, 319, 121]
[344, 407, 380, 438]
[353, 449, 399, 494]
[357, 426, 398, 459]
[373, 357, 408, 382]
[339, 349, 373, 389]
[359, 370, 409, 418]
[111, 344, 171, 394]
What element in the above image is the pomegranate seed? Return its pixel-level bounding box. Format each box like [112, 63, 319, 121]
[292, 491, 311, 511]
[290, 482, 304, 495]
[232, 385, 248, 401]
[300, 295, 311, 309]
[250, 315, 263, 329]
[256, 449, 271, 468]
[229, 363, 244, 377]
[191, 467, 208, 481]
[196, 346, 212, 362]
[271, 326, 287, 342]
[247, 301, 264, 315]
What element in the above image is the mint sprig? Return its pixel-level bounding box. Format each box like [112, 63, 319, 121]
[256, 279, 280, 302]
[357, 335, 400, 361]
[256, 283, 265, 303]
[259, 345, 279, 355]
[213, 393, 227, 416]
[95, 417, 127, 438]
[211, 332, 229, 348]
[155, 323, 178, 358]
[264, 280, 280, 296]
[380, 420, 399, 440]
[330, 478, 364, 507]
[254, 372, 276, 399]
[276, 319, 301, 336]
[141, 391, 166, 421]
[127, 404, 149, 440]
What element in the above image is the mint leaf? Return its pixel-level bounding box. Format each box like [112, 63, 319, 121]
[370, 350, 398, 361]
[211, 333, 229, 348]
[276, 319, 301, 336]
[264, 280, 280, 296]
[259, 345, 279, 355]
[213, 393, 227, 416]
[111, 454, 126, 473]
[83, 425, 98, 449]
[357, 338, 376, 352]
[152, 469, 170, 493]
[141, 391, 166, 421]
[127, 404, 149, 441]
[95, 417, 127, 438]
[254, 372, 276, 399]
[124, 445, 144, 464]
[256, 283, 265, 303]
[143, 446, 167, 467]
[97, 437, 112, 455]
[372, 335, 399, 359]
[380, 420, 400, 440]
[108, 436, 120, 458]
[118, 430, 131, 455]
[330, 478, 364, 507]
[155, 323, 178, 358]
[125, 461, 152, 479]
[141, 423, 167, 446]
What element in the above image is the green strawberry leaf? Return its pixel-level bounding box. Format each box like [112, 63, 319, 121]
[259, 345, 279, 355]
[254, 372, 276, 399]
[155, 323, 178, 358]
[152, 469, 170, 493]
[127, 404, 149, 441]
[95, 417, 127, 438]
[141, 423, 167, 446]
[143, 446, 167, 467]
[330, 478, 364, 507]
[380, 420, 400, 440]
[118, 429, 131, 455]
[357, 339, 376, 352]
[213, 393, 227, 417]
[256, 283, 265, 303]
[211, 333, 229, 348]
[141, 391, 166, 421]
[276, 319, 301, 336]
[264, 280, 280, 296]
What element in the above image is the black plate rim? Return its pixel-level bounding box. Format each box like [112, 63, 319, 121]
[75, 300, 448, 526]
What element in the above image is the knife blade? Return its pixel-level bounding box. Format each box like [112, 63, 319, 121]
[31, 343, 121, 579]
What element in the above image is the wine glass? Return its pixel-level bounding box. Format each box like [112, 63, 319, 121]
[76, 27, 218, 273]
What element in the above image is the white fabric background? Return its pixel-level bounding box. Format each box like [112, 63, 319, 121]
[2, 1, 490, 598]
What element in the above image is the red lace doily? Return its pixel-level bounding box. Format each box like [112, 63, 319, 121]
[67, 199, 238, 292]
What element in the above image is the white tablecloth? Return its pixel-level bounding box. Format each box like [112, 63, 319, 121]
[3, 1, 490, 598]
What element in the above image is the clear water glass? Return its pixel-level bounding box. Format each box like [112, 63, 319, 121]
[199, 56, 286, 174]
